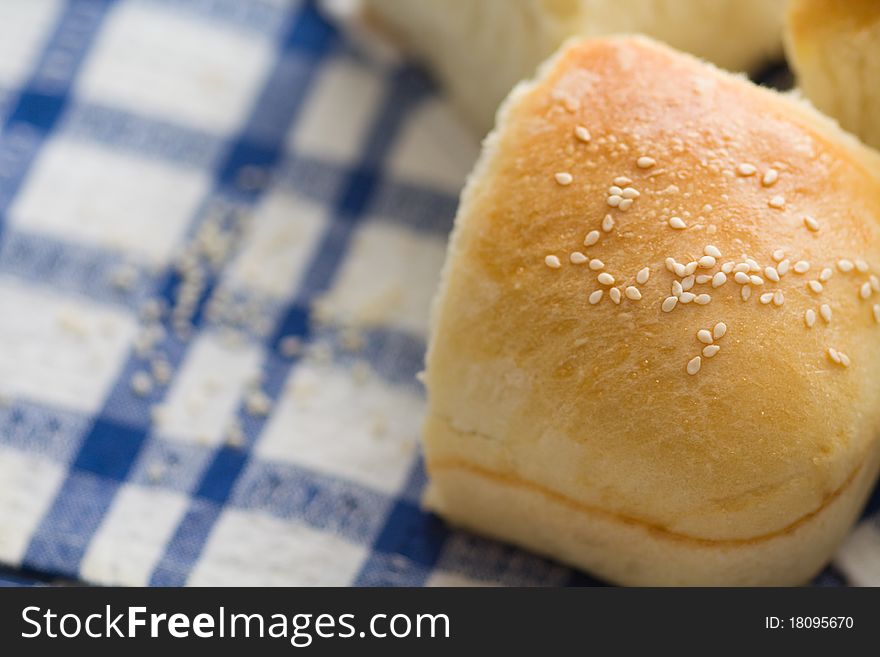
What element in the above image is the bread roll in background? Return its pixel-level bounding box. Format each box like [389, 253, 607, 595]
[362, 0, 787, 134]
[785, 0, 880, 151]
[423, 36, 880, 585]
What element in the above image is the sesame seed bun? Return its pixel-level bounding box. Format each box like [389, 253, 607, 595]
[422, 36, 880, 585]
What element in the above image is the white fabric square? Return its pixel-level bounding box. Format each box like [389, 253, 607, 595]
[10, 138, 208, 265]
[155, 333, 261, 446]
[317, 221, 446, 335]
[224, 189, 327, 298]
[0, 447, 65, 565]
[0, 0, 62, 88]
[0, 277, 138, 413]
[75, 1, 272, 134]
[288, 56, 384, 162]
[255, 360, 422, 494]
[188, 509, 366, 585]
[80, 484, 189, 585]
[387, 97, 478, 193]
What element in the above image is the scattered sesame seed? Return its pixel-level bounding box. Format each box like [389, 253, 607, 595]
[803, 216, 820, 232]
[698, 255, 716, 268]
[712, 272, 727, 288]
[679, 292, 695, 304]
[860, 282, 872, 299]
[703, 344, 720, 358]
[694, 294, 711, 305]
[704, 245, 722, 258]
[764, 266, 780, 282]
[762, 169, 778, 186]
[749, 275, 764, 286]
[619, 199, 634, 211]
[777, 259, 790, 276]
[609, 186, 623, 195]
[545, 255, 561, 269]
[669, 216, 687, 230]
[570, 251, 588, 264]
[589, 290, 603, 305]
[589, 258, 605, 270]
[734, 272, 750, 285]
[673, 262, 687, 277]
[820, 303, 832, 323]
[672, 280, 684, 296]
[697, 329, 713, 344]
[713, 322, 727, 339]
[621, 187, 640, 199]
[721, 262, 734, 274]
[873, 304, 880, 323]
[636, 267, 650, 285]
[665, 258, 676, 272]
[805, 309, 816, 327]
[584, 230, 600, 246]
[607, 195, 622, 207]
[637, 156, 656, 169]
[840, 352, 851, 367]
[598, 272, 615, 285]
[793, 260, 810, 274]
[684, 262, 698, 276]
[746, 258, 761, 272]
[768, 195, 785, 209]
[871, 275, 879, 292]
[610, 287, 622, 304]
[681, 275, 695, 291]
[734, 263, 750, 274]
[602, 214, 615, 232]
[759, 292, 773, 304]
[820, 268, 833, 282]
[737, 163, 757, 176]
[741, 285, 751, 301]
[686, 356, 702, 375]
[809, 280, 823, 294]
[575, 125, 592, 142]
[773, 290, 784, 306]
[856, 259, 869, 272]
[661, 296, 678, 312]
[614, 176, 632, 186]
[828, 347, 841, 364]
[837, 259, 854, 272]
[772, 249, 785, 262]
[625, 286, 642, 301]
[555, 172, 573, 185]
[131, 371, 153, 396]
[696, 274, 712, 285]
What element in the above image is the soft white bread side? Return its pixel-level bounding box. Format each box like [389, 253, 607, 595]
[423, 36, 880, 586]
[785, 0, 880, 151]
[362, 0, 787, 133]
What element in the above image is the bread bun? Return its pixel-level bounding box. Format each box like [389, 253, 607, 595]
[785, 0, 880, 151]
[423, 36, 880, 585]
[363, 0, 787, 133]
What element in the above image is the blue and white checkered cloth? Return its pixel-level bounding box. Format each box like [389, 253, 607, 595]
[0, 0, 876, 587]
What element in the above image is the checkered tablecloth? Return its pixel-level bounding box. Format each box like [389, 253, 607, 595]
[0, 0, 876, 587]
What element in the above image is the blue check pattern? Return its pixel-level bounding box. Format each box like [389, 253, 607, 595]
[0, 0, 873, 587]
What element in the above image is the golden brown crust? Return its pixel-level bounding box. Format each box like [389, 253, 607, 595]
[424, 36, 880, 571]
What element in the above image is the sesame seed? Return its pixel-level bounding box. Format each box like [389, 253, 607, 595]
[777, 259, 790, 276]
[619, 198, 634, 211]
[704, 245, 722, 258]
[703, 344, 720, 358]
[860, 282, 872, 299]
[607, 195, 622, 207]
[609, 186, 623, 195]
[713, 322, 727, 339]
[871, 275, 879, 291]
[665, 258, 677, 272]
[697, 329, 713, 344]
[681, 275, 695, 291]
[589, 290, 603, 305]
[747, 258, 761, 272]
[750, 275, 764, 286]
[575, 125, 592, 142]
[625, 286, 642, 300]
[764, 266, 780, 282]
[555, 172, 573, 185]
[698, 255, 716, 268]
[602, 214, 615, 232]
[636, 267, 650, 285]
[737, 163, 757, 176]
[873, 304, 880, 323]
[712, 272, 727, 288]
[696, 274, 712, 284]
[837, 259, 854, 272]
[662, 296, 678, 312]
[762, 169, 779, 186]
[772, 249, 785, 262]
[570, 251, 588, 264]
[768, 195, 785, 209]
[773, 290, 784, 306]
[672, 280, 684, 296]
[684, 262, 698, 276]
[805, 309, 816, 327]
[759, 292, 773, 304]
[721, 262, 734, 274]
[809, 280, 823, 294]
[621, 187, 640, 199]
[734, 263, 750, 274]
[679, 292, 695, 304]
[840, 352, 851, 367]
[598, 272, 615, 285]
[828, 347, 841, 364]
[614, 176, 632, 186]
[637, 156, 656, 169]
[610, 287, 622, 304]
[820, 268, 833, 282]
[741, 285, 751, 301]
[669, 216, 687, 230]
[856, 259, 869, 272]
[545, 255, 561, 269]
[686, 356, 702, 375]
[820, 303, 832, 323]
[694, 294, 711, 305]
[589, 258, 605, 270]
[794, 260, 810, 274]
[734, 271, 750, 285]
[804, 216, 820, 231]
[673, 263, 687, 277]
[584, 230, 600, 246]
